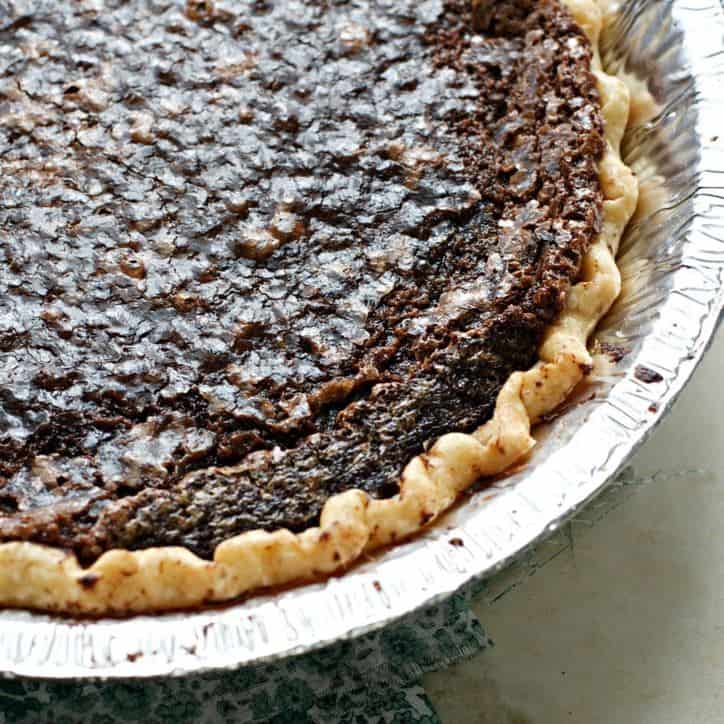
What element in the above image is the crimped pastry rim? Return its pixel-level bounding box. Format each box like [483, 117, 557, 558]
[0, 0, 639, 614]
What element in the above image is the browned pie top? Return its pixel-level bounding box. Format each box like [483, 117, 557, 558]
[0, 0, 603, 562]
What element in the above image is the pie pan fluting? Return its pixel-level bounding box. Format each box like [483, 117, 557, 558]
[0, 0, 722, 679]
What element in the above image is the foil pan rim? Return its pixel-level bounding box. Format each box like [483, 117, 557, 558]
[1, 0, 723, 679]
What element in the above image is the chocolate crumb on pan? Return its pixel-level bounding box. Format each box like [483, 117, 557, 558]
[599, 342, 631, 364]
[635, 365, 665, 384]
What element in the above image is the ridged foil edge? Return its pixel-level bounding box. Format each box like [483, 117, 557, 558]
[0, 0, 722, 679]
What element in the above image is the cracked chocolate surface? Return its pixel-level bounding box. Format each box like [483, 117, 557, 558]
[0, 0, 603, 561]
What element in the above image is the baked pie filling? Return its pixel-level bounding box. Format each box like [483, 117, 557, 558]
[0, 0, 606, 562]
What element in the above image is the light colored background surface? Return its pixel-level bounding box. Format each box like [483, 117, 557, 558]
[426, 329, 724, 724]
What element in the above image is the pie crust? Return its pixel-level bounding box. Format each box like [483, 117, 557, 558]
[0, 0, 638, 613]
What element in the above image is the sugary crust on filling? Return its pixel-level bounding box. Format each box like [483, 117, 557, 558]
[0, 0, 638, 613]
[0, 0, 605, 560]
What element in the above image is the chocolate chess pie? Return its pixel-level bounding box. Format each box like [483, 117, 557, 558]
[0, 0, 637, 612]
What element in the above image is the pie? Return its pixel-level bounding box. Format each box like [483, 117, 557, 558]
[0, 0, 637, 613]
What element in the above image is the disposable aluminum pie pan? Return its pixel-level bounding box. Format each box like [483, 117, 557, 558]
[1, 0, 722, 679]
